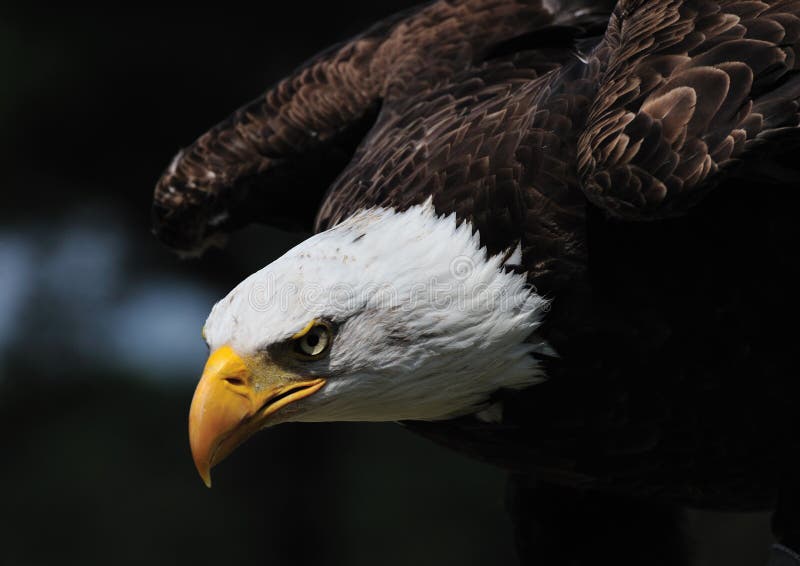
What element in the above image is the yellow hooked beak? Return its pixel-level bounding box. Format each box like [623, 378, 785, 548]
[188, 345, 326, 487]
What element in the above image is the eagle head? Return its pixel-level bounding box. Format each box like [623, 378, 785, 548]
[189, 201, 548, 486]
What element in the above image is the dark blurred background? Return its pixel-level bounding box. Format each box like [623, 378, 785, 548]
[0, 3, 775, 565]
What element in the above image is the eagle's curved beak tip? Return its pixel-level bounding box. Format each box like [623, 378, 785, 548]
[199, 467, 212, 489]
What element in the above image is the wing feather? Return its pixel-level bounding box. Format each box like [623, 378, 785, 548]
[578, 0, 800, 219]
[152, 0, 568, 254]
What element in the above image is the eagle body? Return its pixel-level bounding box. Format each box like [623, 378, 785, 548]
[152, 0, 800, 559]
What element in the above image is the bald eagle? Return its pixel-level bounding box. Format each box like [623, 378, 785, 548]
[153, 0, 800, 563]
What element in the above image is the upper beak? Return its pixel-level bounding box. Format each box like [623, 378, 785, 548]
[188, 345, 325, 487]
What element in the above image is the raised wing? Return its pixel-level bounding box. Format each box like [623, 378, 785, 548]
[151, 9, 406, 254]
[578, 0, 800, 219]
[152, 0, 571, 255]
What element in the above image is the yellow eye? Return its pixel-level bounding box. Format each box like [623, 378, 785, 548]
[293, 323, 331, 358]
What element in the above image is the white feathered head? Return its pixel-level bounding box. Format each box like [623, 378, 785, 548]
[190, 201, 548, 486]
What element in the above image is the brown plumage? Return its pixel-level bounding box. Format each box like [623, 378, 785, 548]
[153, 0, 800, 251]
[153, 1, 800, 561]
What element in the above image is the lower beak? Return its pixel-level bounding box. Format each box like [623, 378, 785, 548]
[188, 345, 325, 487]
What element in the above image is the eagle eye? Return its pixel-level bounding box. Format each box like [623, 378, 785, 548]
[293, 322, 332, 358]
